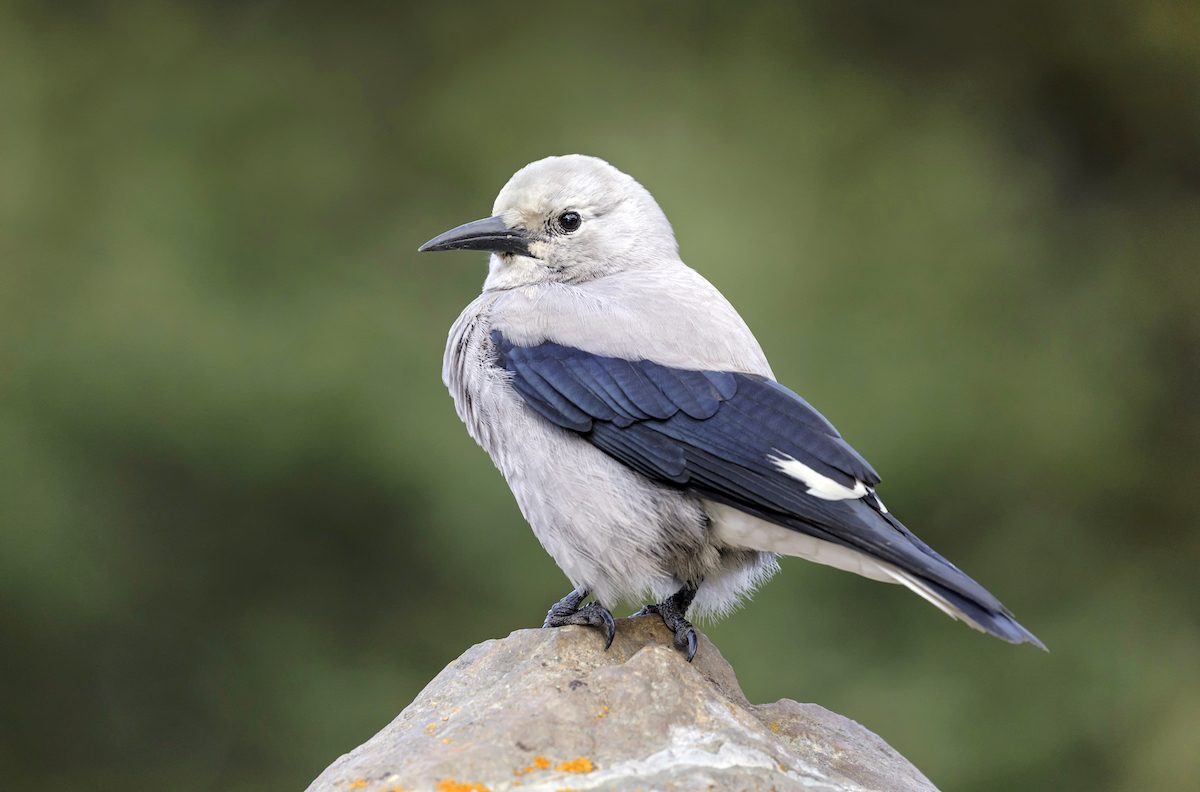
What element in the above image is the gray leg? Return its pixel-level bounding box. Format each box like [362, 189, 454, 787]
[543, 587, 616, 650]
[634, 584, 699, 661]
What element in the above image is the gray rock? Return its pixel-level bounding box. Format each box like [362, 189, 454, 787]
[306, 617, 937, 792]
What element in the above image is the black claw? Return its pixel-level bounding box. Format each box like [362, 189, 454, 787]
[683, 628, 698, 662]
[543, 588, 616, 651]
[599, 606, 616, 650]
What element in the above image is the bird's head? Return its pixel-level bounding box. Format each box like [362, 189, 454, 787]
[419, 155, 679, 289]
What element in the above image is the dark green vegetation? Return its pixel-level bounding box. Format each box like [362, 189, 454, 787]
[2, 2, 1197, 790]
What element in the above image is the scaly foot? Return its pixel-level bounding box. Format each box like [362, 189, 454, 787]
[634, 584, 699, 661]
[543, 587, 616, 650]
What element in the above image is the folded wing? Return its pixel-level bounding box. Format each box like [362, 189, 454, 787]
[492, 332, 1044, 648]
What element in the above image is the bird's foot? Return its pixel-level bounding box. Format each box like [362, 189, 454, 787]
[543, 587, 616, 650]
[633, 584, 699, 662]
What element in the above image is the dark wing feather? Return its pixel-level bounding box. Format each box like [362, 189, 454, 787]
[492, 332, 1041, 643]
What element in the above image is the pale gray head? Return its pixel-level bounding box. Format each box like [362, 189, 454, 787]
[419, 155, 679, 289]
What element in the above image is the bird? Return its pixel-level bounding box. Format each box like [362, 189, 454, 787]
[420, 154, 1044, 661]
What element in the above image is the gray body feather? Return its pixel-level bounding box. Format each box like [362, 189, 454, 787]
[443, 267, 780, 617]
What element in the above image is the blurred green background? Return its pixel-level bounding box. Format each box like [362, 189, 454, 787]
[2, 1, 1198, 790]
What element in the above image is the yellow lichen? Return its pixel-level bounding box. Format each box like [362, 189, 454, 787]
[435, 780, 489, 792]
[425, 723, 438, 735]
[595, 705, 610, 719]
[514, 754, 556, 776]
[768, 721, 782, 733]
[556, 757, 595, 773]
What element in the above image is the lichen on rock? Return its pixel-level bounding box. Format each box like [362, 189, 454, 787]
[305, 617, 937, 792]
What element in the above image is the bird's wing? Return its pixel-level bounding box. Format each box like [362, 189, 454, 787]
[492, 331, 1044, 647]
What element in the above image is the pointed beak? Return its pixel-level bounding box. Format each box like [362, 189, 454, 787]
[418, 215, 534, 257]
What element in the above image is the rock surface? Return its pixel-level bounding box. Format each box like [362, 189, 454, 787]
[306, 617, 937, 792]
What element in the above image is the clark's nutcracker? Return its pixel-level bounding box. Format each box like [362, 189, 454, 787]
[420, 155, 1044, 660]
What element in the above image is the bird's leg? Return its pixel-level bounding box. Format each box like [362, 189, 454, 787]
[542, 587, 616, 650]
[634, 583, 700, 662]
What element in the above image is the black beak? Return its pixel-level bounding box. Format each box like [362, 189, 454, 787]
[418, 215, 534, 257]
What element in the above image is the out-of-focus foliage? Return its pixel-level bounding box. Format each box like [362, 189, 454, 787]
[1, 2, 1197, 790]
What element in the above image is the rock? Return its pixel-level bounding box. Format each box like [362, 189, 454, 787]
[306, 617, 937, 792]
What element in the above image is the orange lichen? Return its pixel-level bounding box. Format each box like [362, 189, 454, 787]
[435, 780, 489, 792]
[348, 780, 368, 790]
[556, 757, 595, 773]
[514, 754, 556, 777]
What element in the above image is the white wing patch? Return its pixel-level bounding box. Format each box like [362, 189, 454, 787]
[769, 453, 868, 501]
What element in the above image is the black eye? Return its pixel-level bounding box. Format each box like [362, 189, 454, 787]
[557, 210, 582, 233]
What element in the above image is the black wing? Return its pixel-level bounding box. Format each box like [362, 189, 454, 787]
[492, 331, 1043, 647]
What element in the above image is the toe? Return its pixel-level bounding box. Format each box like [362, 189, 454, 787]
[557, 603, 618, 650]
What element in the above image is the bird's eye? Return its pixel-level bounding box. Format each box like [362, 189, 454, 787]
[557, 211, 582, 233]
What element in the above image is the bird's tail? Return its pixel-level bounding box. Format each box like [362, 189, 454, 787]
[880, 565, 1047, 650]
[705, 497, 1047, 648]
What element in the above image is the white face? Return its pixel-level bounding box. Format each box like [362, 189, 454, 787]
[484, 155, 679, 289]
